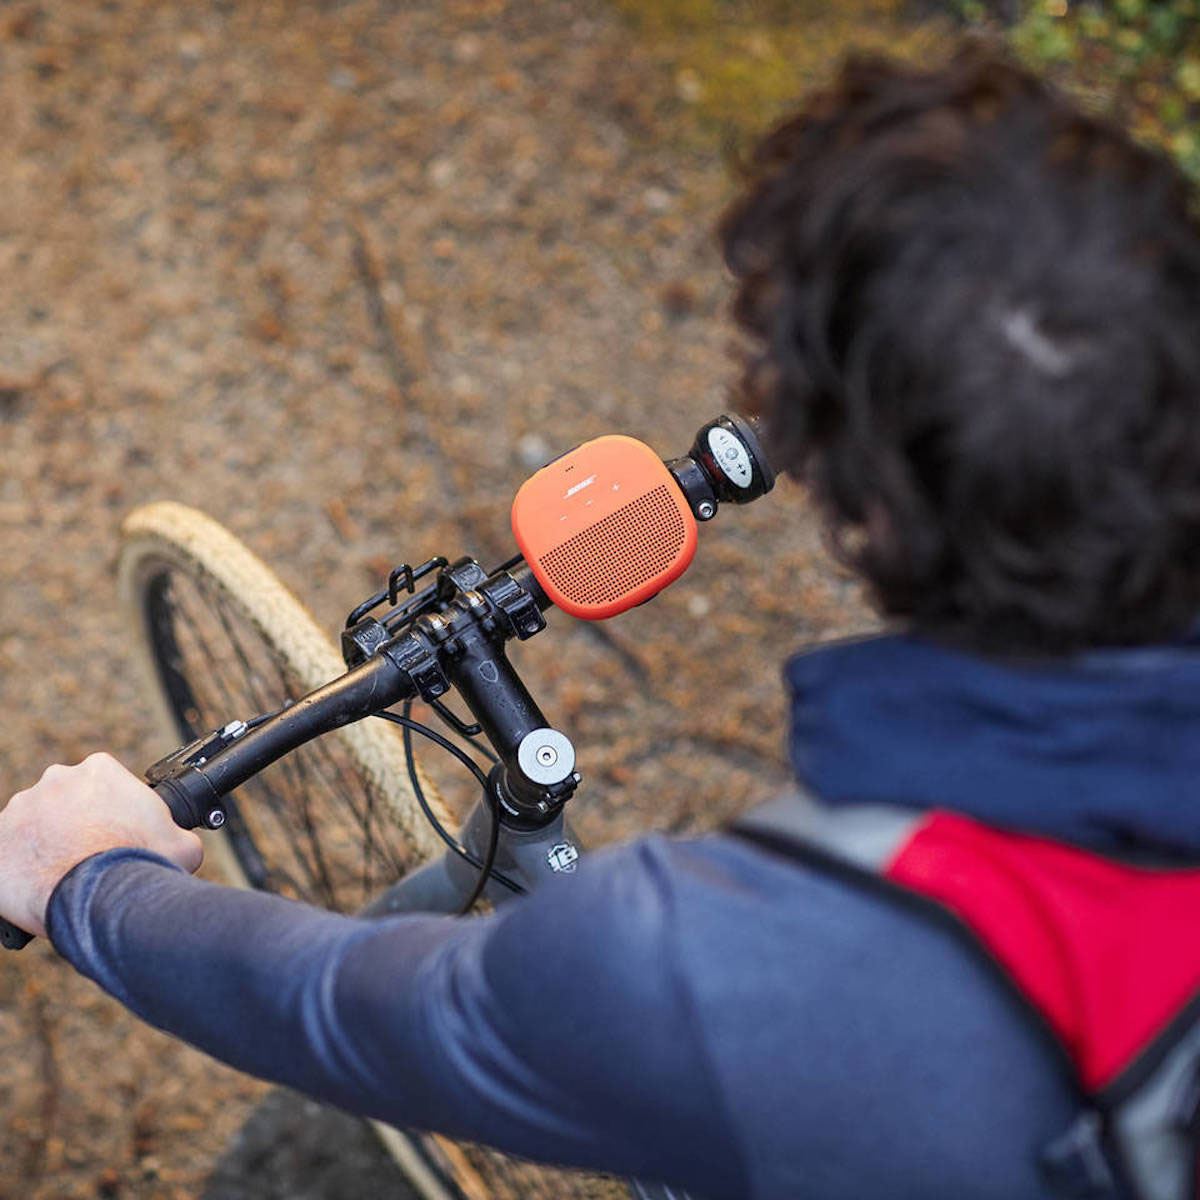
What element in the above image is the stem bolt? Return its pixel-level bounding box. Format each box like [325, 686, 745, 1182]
[517, 728, 576, 786]
[696, 500, 716, 520]
[206, 808, 226, 829]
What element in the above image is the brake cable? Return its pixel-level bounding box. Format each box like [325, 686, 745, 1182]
[372, 702, 523, 904]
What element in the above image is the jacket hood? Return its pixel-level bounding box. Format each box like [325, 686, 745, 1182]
[786, 632, 1200, 859]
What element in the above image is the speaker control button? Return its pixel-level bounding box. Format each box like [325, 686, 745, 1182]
[707, 427, 753, 488]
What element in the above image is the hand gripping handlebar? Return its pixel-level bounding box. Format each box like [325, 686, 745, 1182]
[0, 655, 414, 951]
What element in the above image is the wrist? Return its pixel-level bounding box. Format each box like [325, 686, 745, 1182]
[45, 847, 184, 950]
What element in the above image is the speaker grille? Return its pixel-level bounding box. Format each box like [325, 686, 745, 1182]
[538, 484, 687, 607]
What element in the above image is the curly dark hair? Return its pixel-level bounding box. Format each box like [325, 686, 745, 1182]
[721, 42, 1200, 654]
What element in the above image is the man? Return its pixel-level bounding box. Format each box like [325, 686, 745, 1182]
[4, 44, 1200, 1198]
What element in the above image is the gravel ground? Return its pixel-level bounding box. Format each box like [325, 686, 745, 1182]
[0, 1, 873, 1196]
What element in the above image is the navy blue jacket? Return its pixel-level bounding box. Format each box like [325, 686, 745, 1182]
[51, 632, 1195, 1199]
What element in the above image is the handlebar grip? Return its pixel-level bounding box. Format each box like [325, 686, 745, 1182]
[152, 775, 212, 831]
[0, 917, 33, 951]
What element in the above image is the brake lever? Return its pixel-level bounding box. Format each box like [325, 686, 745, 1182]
[144, 719, 249, 791]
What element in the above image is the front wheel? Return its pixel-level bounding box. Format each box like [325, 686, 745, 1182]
[117, 502, 634, 1200]
[118, 500, 449, 905]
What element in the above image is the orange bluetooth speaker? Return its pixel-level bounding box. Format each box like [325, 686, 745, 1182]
[511, 435, 698, 620]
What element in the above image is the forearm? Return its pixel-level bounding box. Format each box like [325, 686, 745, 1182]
[45, 840, 743, 1192]
[46, 849, 474, 1125]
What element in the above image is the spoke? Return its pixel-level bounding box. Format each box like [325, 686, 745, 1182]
[181, 579, 333, 902]
[172, 585, 247, 720]
[243, 646, 370, 907]
[206, 584, 342, 907]
[309, 734, 406, 875]
[261, 643, 406, 902]
[304, 734, 380, 905]
[207, 583, 286, 712]
[254, 776, 325, 899]
[146, 562, 410, 914]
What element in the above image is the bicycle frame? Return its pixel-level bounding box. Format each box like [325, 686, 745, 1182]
[359, 791, 692, 1200]
[362, 797, 582, 918]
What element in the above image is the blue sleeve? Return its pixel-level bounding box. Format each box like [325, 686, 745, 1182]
[46, 843, 746, 1196]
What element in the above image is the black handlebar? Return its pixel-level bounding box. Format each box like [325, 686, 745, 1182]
[151, 775, 219, 832]
[163, 655, 413, 815]
[143, 557, 562, 833]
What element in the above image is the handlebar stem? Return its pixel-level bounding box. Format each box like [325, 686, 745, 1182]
[408, 590, 576, 825]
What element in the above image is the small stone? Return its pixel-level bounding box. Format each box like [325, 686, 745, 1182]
[452, 34, 483, 64]
[675, 68, 703, 104]
[0, 381, 28, 419]
[428, 158, 456, 187]
[513, 156, 539, 181]
[517, 433, 551, 468]
[248, 312, 285, 343]
[661, 280, 697, 320]
[643, 186, 672, 213]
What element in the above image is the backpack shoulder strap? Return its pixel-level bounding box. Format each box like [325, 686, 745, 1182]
[728, 790, 1081, 1080]
[731, 788, 925, 873]
[730, 792, 1200, 1200]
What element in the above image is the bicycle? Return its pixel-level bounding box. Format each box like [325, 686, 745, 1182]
[1, 414, 775, 1200]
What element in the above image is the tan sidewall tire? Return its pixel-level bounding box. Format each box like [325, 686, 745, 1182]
[116, 503, 624, 1200]
[116, 500, 452, 886]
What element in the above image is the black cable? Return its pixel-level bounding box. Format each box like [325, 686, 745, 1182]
[390, 701, 501, 910]
[373, 706, 523, 897]
[378, 705, 490, 789]
[244, 704, 289, 731]
[456, 783, 501, 914]
[393, 704, 513, 909]
[426, 697, 499, 764]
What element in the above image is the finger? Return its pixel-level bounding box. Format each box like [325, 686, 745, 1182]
[3, 789, 29, 816]
[84, 751, 134, 782]
[174, 830, 205, 875]
[38, 762, 69, 785]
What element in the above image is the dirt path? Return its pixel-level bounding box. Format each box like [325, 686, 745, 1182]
[0, 1, 871, 1195]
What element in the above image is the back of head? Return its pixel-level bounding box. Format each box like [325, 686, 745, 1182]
[722, 43, 1200, 654]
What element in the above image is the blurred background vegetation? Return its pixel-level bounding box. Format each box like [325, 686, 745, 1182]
[611, 0, 1200, 180]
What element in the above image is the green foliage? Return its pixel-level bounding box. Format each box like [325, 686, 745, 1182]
[610, 0, 947, 154]
[965, 0, 1200, 180]
[616, 1, 1200, 183]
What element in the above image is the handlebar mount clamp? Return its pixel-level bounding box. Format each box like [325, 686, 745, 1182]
[341, 616, 391, 668]
[479, 572, 546, 641]
[380, 636, 451, 702]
